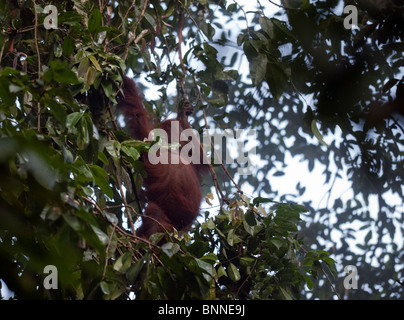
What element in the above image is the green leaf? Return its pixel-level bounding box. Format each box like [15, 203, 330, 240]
[75, 206, 99, 227]
[250, 53, 268, 85]
[227, 263, 241, 282]
[259, 16, 274, 38]
[105, 140, 121, 159]
[100, 281, 110, 295]
[304, 275, 314, 290]
[88, 8, 102, 34]
[227, 3, 238, 12]
[227, 229, 242, 246]
[149, 232, 165, 244]
[279, 287, 293, 300]
[243, 219, 256, 236]
[253, 197, 274, 205]
[49, 60, 80, 84]
[126, 256, 146, 283]
[273, 203, 302, 232]
[66, 112, 83, 131]
[84, 66, 97, 86]
[245, 211, 257, 226]
[113, 252, 132, 273]
[202, 218, 216, 230]
[77, 116, 91, 149]
[63, 215, 82, 231]
[161, 242, 180, 258]
[106, 227, 118, 258]
[364, 230, 372, 244]
[200, 253, 218, 264]
[55, 68, 80, 84]
[0, 77, 16, 106]
[240, 256, 255, 267]
[217, 265, 227, 278]
[195, 258, 214, 281]
[200, 21, 216, 41]
[270, 238, 284, 250]
[59, 11, 82, 26]
[45, 98, 67, 125]
[77, 57, 90, 78]
[88, 55, 102, 72]
[271, 18, 296, 40]
[104, 211, 119, 225]
[121, 146, 140, 162]
[98, 151, 109, 165]
[101, 81, 117, 103]
[265, 62, 287, 99]
[90, 164, 114, 199]
[54, 42, 62, 58]
[62, 36, 75, 56]
[24, 150, 57, 190]
[311, 119, 329, 147]
[9, 83, 22, 93]
[90, 224, 109, 245]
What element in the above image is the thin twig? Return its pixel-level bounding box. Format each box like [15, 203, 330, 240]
[114, 165, 136, 235]
[100, 0, 109, 16]
[32, 0, 42, 132]
[123, 0, 149, 60]
[177, 7, 187, 101]
[119, 0, 137, 30]
[107, 101, 119, 131]
[105, 200, 173, 242]
[32, 1, 41, 74]
[290, 78, 310, 109]
[175, 5, 231, 205]
[301, 246, 342, 300]
[321, 267, 342, 300]
[83, 196, 159, 247]
[190, 72, 231, 205]
[233, 0, 250, 34]
[0, 38, 6, 62]
[104, 31, 125, 51]
[190, 70, 243, 196]
[237, 249, 260, 296]
[269, 0, 298, 10]
[102, 224, 116, 279]
[176, 0, 207, 41]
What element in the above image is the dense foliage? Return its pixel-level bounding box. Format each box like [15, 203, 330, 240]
[0, 0, 403, 300]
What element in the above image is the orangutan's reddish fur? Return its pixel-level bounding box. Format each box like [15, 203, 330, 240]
[118, 77, 207, 239]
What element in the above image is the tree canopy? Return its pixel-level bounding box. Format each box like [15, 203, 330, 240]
[0, 0, 403, 300]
